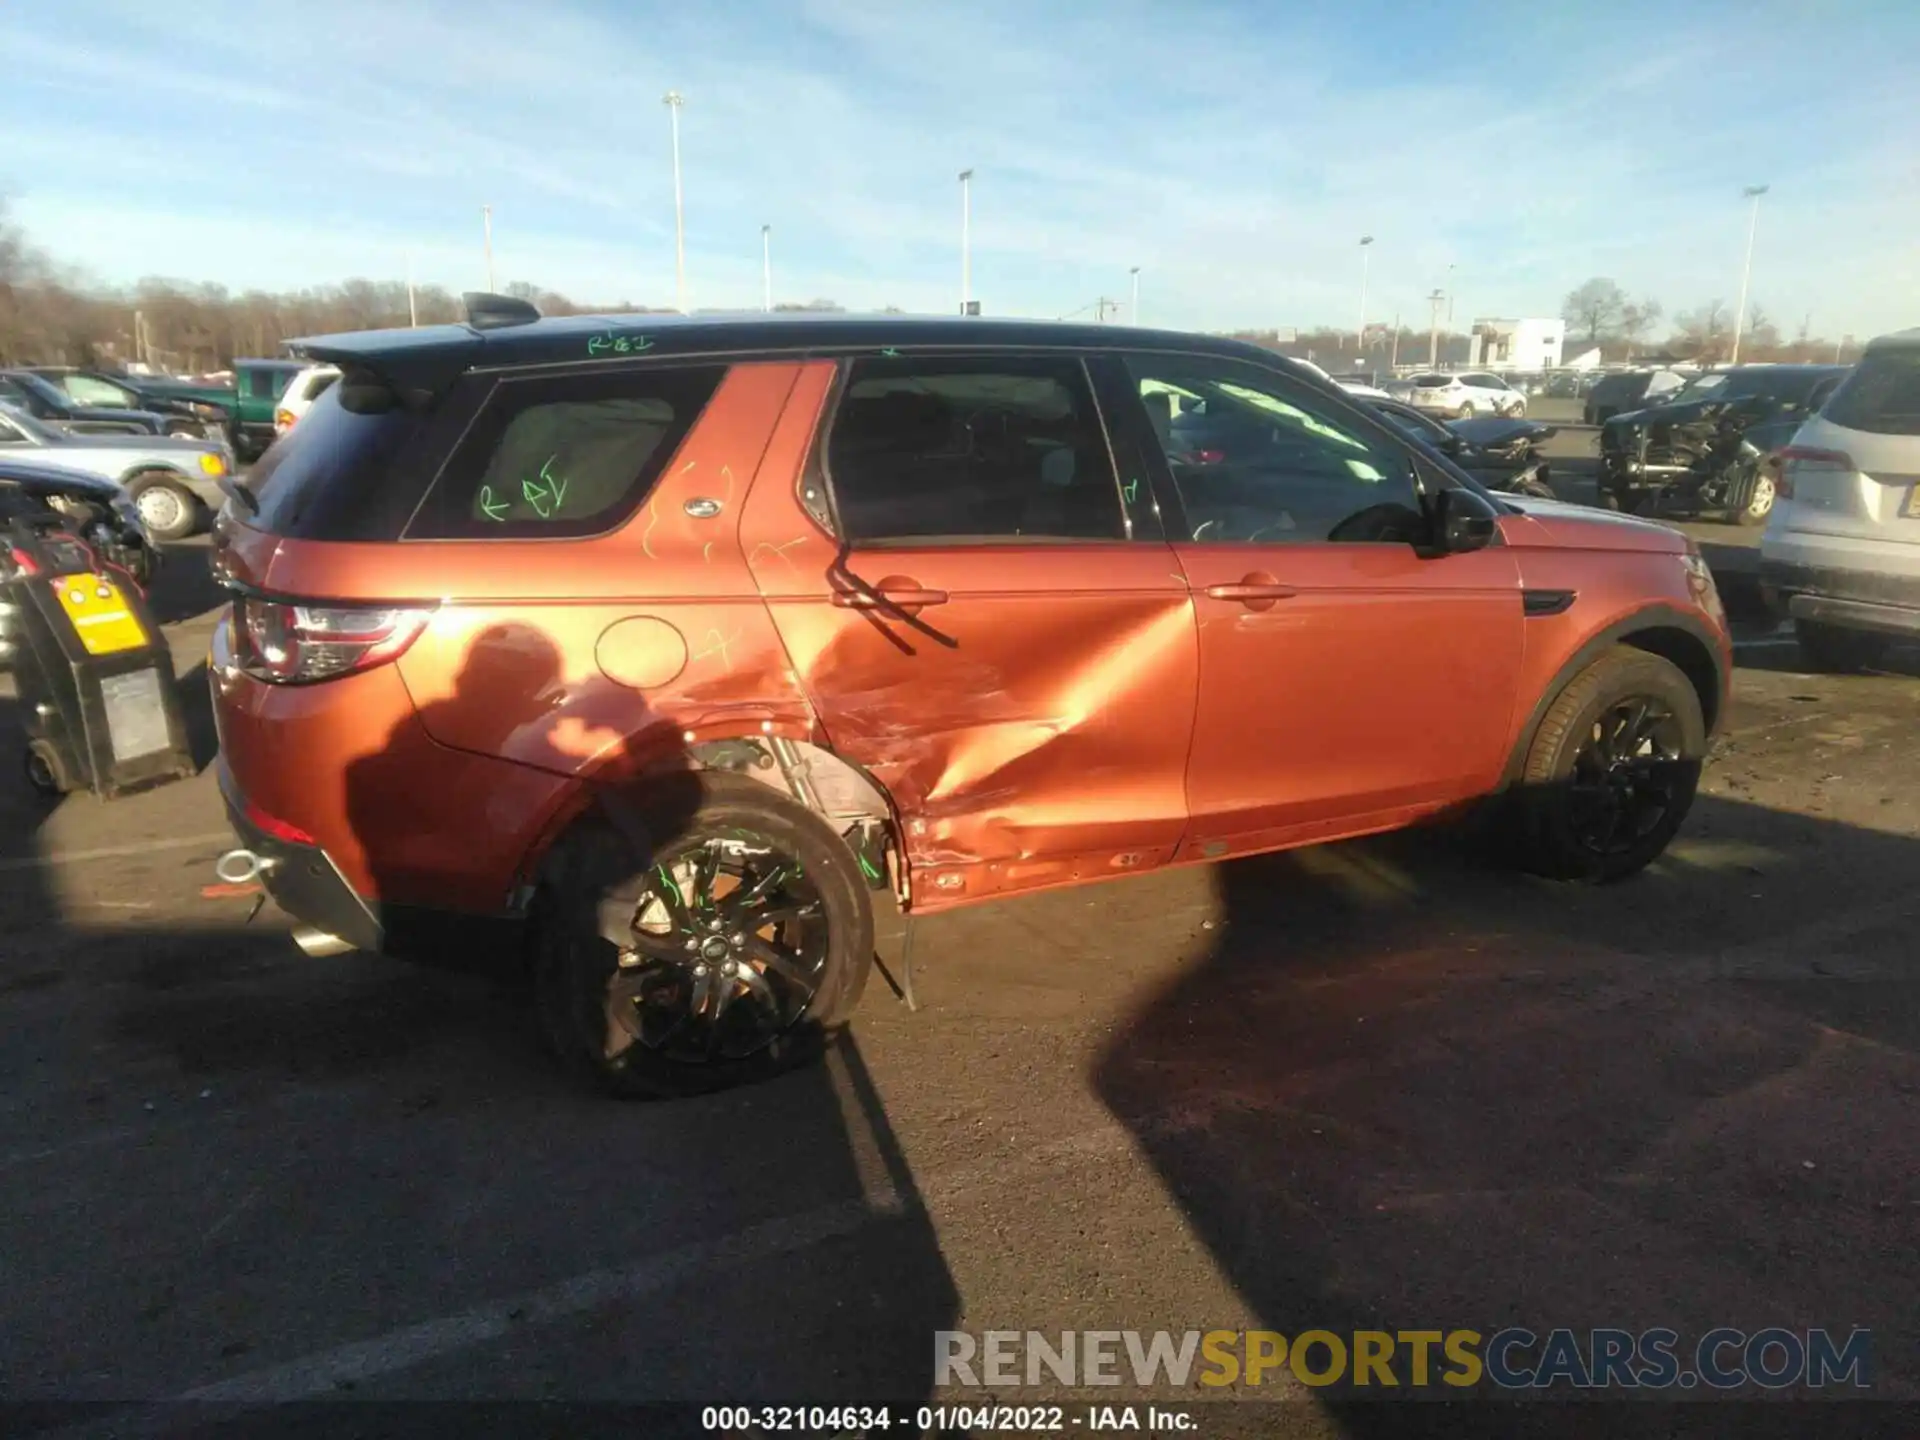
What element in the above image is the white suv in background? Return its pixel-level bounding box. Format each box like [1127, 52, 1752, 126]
[1760, 327, 1920, 672]
[273, 364, 341, 437]
[1405, 371, 1528, 418]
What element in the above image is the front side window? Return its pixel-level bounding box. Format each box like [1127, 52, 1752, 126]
[408, 364, 727, 540]
[1127, 356, 1426, 545]
[824, 355, 1124, 543]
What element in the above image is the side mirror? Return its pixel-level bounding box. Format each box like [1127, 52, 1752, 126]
[1427, 487, 1498, 555]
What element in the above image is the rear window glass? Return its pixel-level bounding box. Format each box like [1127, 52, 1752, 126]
[1821, 351, 1920, 436]
[406, 365, 726, 540]
[244, 380, 439, 540]
[1413, 374, 1449, 387]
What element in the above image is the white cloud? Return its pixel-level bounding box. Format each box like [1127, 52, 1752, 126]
[4, 0, 1916, 338]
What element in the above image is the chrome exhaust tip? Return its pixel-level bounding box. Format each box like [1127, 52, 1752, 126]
[214, 848, 273, 885]
[291, 925, 356, 959]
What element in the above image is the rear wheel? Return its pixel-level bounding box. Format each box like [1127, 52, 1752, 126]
[1455, 401, 1475, 419]
[1731, 465, 1777, 527]
[1793, 619, 1888, 674]
[532, 772, 875, 1100]
[1510, 647, 1705, 882]
[126, 472, 200, 541]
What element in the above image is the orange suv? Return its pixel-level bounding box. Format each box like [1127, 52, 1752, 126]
[209, 299, 1730, 1097]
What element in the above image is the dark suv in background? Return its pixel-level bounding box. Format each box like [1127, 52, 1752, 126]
[1598, 364, 1851, 523]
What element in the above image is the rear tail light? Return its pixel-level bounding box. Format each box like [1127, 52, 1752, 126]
[4, 546, 40, 579]
[234, 596, 434, 684]
[274, 408, 296, 430]
[1775, 446, 1855, 500]
[1195, 448, 1227, 465]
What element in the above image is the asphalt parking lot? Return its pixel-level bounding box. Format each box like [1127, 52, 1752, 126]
[2, 528, 1917, 1435]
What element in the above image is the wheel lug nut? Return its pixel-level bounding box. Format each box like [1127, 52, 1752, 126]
[729, 933, 744, 945]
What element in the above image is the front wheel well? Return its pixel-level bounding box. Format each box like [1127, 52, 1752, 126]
[1616, 625, 1722, 736]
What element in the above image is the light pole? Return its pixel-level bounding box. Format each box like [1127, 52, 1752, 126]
[481, 204, 494, 293]
[762, 224, 772, 312]
[1729, 183, 1768, 365]
[958, 168, 974, 313]
[1130, 266, 1141, 326]
[1428, 289, 1445, 367]
[1356, 235, 1374, 353]
[1446, 263, 1456, 325]
[664, 91, 688, 312]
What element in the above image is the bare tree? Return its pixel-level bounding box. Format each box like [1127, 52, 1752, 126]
[1618, 296, 1663, 356]
[1744, 302, 1782, 356]
[1674, 300, 1731, 363]
[1561, 278, 1628, 343]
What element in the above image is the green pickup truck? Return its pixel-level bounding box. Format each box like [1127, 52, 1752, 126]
[142, 358, 303, 460]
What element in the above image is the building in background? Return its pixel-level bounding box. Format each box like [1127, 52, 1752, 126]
[1468, 318, 1566, 370]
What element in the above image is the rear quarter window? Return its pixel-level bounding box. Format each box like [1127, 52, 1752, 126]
[1821, 352, 1920, 436]
[405, 364, 726, 540]
[244, 378, 449, 541]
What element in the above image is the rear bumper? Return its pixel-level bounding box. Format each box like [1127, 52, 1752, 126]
[219, 760, 384, 953]
[1758, 558, 1920, 637]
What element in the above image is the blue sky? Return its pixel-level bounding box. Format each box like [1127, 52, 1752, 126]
[4, 0, 1916, 339]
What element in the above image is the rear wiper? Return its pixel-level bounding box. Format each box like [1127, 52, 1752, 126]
[218, 475, 258, 516]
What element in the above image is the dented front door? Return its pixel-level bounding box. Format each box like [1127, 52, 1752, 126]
[740, 357, 1199, 909]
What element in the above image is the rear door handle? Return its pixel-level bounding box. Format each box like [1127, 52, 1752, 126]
[832, 587, 949, 610]
[1204, 583, 1297, 602]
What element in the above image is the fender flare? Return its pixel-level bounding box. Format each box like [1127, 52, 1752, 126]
[1498, 604, 1728, 787]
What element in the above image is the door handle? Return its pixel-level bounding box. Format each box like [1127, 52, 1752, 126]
[832, 586, 949, 610]
[1204, 582, 1297, 602]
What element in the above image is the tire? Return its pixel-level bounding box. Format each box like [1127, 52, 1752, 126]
[1793, 619, 1888, 675]
[1455, 401, 1474, 419]
[1732, 466, 1777, 527]
[25, 741, 69, 799]
[1510, 647, 1705, 883]
[532, 771, 875, 1100]
[126, 472, 200, 542]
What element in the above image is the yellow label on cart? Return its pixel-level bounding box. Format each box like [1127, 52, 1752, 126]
[53, 573, 149, 656]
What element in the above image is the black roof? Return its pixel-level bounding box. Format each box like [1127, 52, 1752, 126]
[286, 310, 1308, 396]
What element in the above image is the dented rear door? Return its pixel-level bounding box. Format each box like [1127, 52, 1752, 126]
[741, 353, 1198, 908]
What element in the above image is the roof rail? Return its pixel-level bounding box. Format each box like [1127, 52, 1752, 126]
[462, 291, 542, 331]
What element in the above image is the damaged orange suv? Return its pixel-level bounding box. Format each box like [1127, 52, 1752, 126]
[210, 300, 1730, 1097]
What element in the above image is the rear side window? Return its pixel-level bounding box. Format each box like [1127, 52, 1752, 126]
[245, 380, 438, 540]
[1822, 351, 1920, 436]
[824, 355, 1124, 543]
[406, 365, 726, 540]
[301, 372, 339, 403]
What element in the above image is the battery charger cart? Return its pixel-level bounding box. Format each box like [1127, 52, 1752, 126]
[0, 509, 195, 800]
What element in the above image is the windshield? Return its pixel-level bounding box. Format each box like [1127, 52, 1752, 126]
[1665, 369, 1802, 405]
[0, 402, 58, 442]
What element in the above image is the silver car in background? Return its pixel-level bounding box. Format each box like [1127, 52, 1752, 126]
[1760, 328, 1920, 672]
[0, 400, 236, 541]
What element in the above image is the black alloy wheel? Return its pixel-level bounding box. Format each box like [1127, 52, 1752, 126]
[534, 772, 874, 1099]
[1563, 696, 1690, 862]
[1512, 646, 1706, 882]
[611, 833, 830, 1066]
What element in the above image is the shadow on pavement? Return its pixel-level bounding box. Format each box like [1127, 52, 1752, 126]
[1092, 793, 1919, 1426]
[0, 629, 961, 1431]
